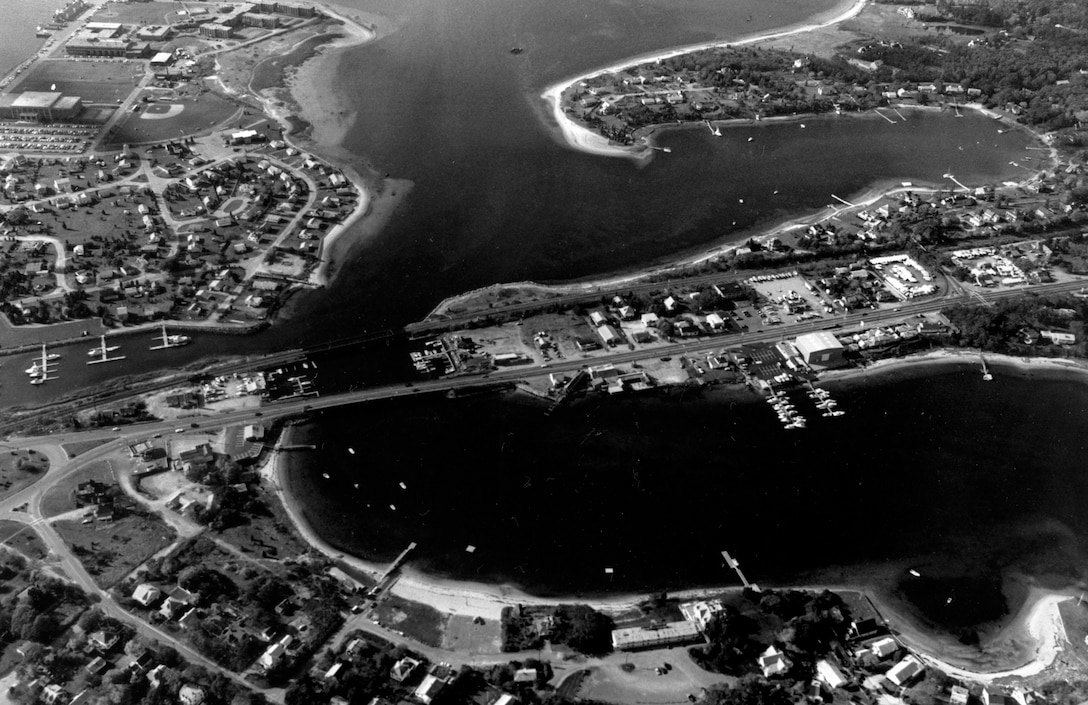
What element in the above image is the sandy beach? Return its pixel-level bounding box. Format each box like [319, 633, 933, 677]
[540, 0, 869, 159]
[262, 411, 1074, 680]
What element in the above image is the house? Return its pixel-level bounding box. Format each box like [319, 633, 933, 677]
[705, 313, 726, 331]
[870, 636, 898, 659]
[663, 296, 678, 312]
[85, 657, 110, 676]
[89, 629, 120, 652]
[179, 685, 206, 705]
[391, 656, 421, 682]
[679, 599, 723, 632]
[414, 675, 446, 705]
[758, 645, 790, 678]
[1041, 330, 1075, 345]
[159, 596, 188, 620]
[886, 656, 924, 686]
[513, 668, 537, 684]
[42, 685, 67, 705]
[132, 583, 162, 607]
[815, 659, 846, 689]
[641, 313, 659, 326]
[177, 443, 214, 475]
[324, 662, 345, 682]
[950, 685, 970, 705]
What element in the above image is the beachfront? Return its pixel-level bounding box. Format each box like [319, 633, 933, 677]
[540, 0, 868, 159]
[259, 343, 1086, 681]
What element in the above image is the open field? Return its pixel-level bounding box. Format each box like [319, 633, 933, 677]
[40, 459, 117, 518]
[90, 1, 177, 26]
[373, 594, 448, 648]
[53, 513, 176, 587]
[0, 519, 49, 561]
[440, 614, 501, 653]
[12, 59, 140, 105]
[0, 448, 48, 500]
[106, 86, 242, 146]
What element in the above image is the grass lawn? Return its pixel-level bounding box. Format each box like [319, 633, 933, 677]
[61, 437, 117, 459]
[40, 459, 116, 518]
[53, 513, 176, 588]
[373, 594, 448, 648]
[0, 519, 49, 560]
[0, 448, 49, 501]
[90, 1, 177, 26]
[13, 59, 141, 104]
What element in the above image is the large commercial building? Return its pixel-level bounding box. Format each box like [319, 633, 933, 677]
[0, 92, 83, 122]
[794, 331, 846, 368]
[611, 621, 702, 651]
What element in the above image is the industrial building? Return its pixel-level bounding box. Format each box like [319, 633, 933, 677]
[794, 331, 845, 367]
[0, 92, 83, 122]
[611, 621, 702, 651]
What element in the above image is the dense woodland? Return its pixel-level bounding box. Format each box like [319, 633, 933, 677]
[943, 293, 1088, 352]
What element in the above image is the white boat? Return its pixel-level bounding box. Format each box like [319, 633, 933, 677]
[167, 334, 191, 346]
[322, 473, 330, 479]
[87, 344, 120, 357]
[30, 377, 44, 385]
[25, 363, 42, 375]
[45, 353, 60, 361]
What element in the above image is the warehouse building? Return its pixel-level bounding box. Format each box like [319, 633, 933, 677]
[0, 92, 83, 122]
[794, 331, 845, 367]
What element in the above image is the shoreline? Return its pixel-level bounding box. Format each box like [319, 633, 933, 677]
[262, 346, 1083, 677]
[539, 0, 868, 159]
[425, 100, 1053, 321]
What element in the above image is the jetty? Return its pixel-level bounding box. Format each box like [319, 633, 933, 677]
[722, 549, 758, 591]
[368, 541, 418, 600]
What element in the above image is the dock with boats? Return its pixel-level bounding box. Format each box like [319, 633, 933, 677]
[150, 324, 191, 351]
[87, 335, 125, 365]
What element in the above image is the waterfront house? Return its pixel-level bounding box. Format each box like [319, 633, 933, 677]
[758, 645, 790, 678]
[870, 636, 898, 659]
[886, 656, 924, 687]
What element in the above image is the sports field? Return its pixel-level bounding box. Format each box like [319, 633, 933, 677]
[105, 89, 242, 146]
[11, 59, 141, 105]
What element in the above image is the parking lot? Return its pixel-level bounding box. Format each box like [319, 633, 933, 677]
[0, 122, 95, 153]
[746, 272, 839, 324]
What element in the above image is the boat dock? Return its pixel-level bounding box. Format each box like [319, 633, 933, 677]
[150, 324, 191, 351]
[87, 335, 125, 365]
[368, 542, 418, 600]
